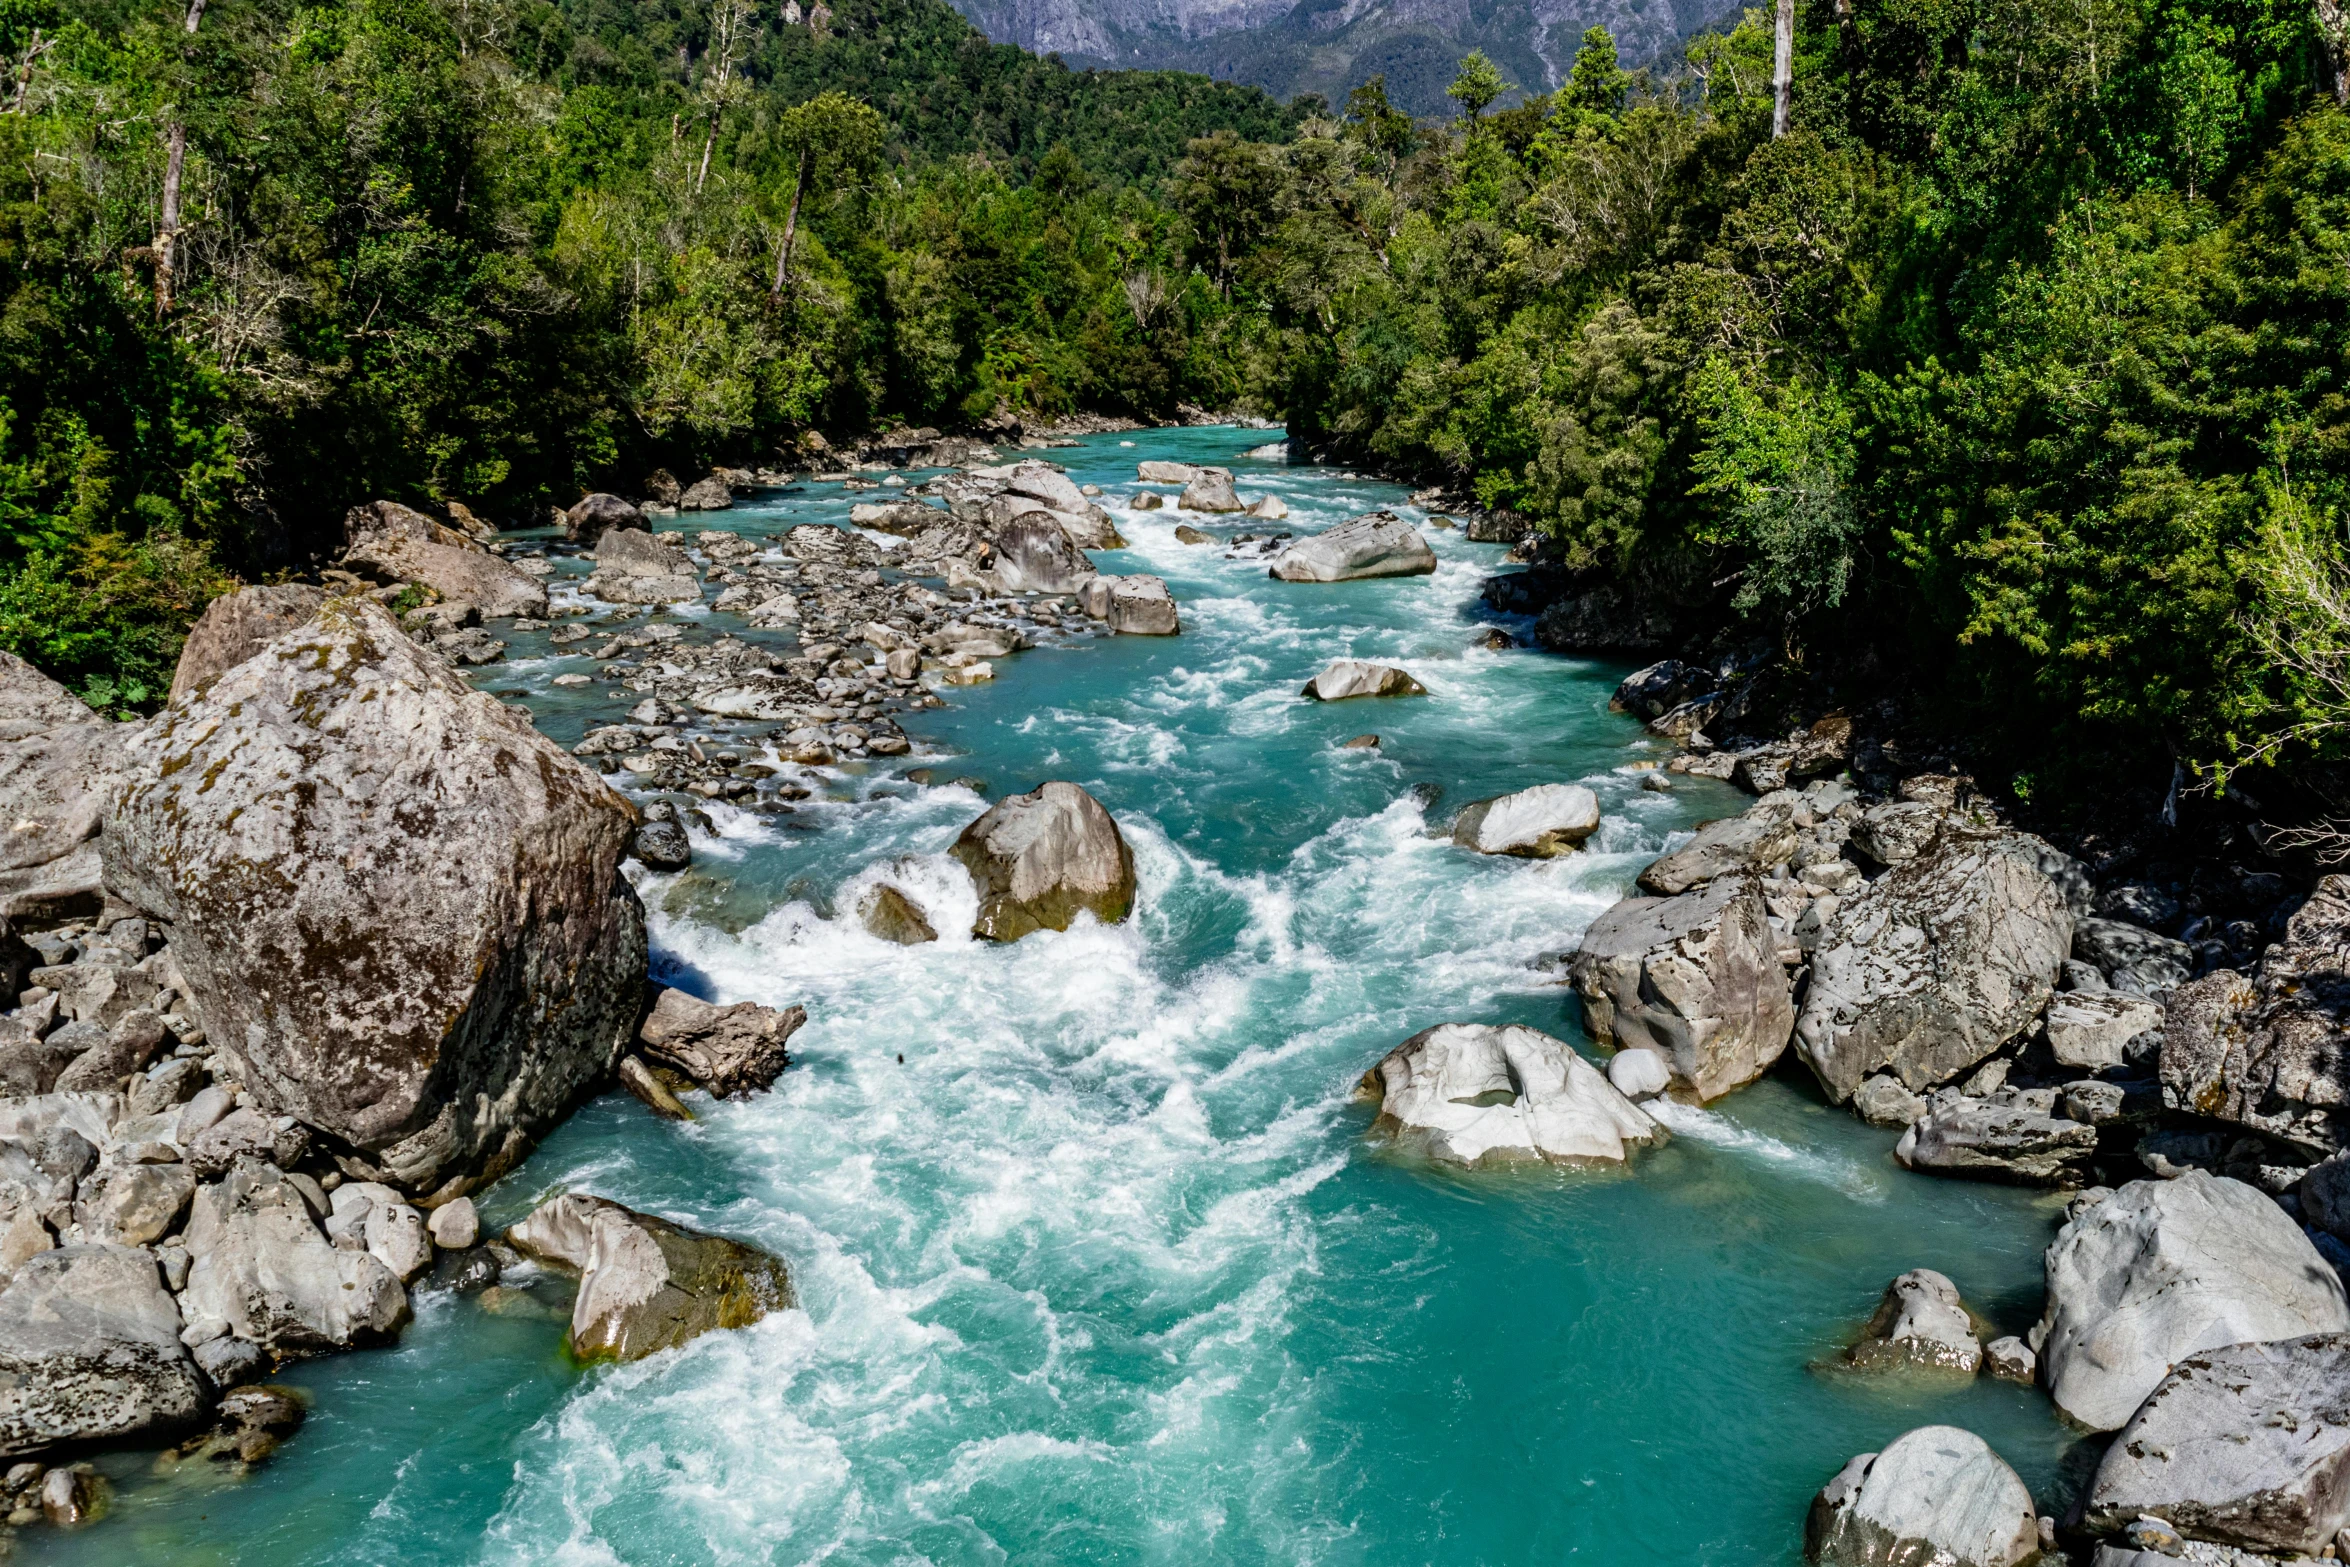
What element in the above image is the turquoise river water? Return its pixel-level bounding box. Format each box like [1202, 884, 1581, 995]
[35, 426, 2093, 1566]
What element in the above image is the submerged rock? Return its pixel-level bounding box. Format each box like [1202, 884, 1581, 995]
[506, 1193, 794, 1364]
[636, 988, 805, 1099]
[1794, 829, 2074, 1103]
[1361, 1023, 1660, 1165]
[1841, 1269, 1982, 1373]
[950, 782, 1136, 942]
[1571, 878, 1794, 1102]
[0, 1244, 208, 1457]
[104, 596, 647, 1197]
[857, 884, 938, 945]
[1450, 784, 1600, 858]
[2082, 1332, 2350, 1557]
[2036, 1171, 2350, 1431]
[1805, 1426, 2039, 1567]
[1301, 661, 1426, 701]
[1268, 512, 1437, 582]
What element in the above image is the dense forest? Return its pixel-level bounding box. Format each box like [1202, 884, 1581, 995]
[6, 0, 2350, 817]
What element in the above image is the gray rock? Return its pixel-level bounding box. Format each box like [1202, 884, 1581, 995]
[1843, 1269, 1981, 1372]
[53, 1008, 168, 1094]
[1571, 879, 1794, 1102]
[31, 959, 159, 1029]
[2078, 916, 2195, 997]
[190, 1334, 267, 1391]
[168, 585, 327, 704]
[992, 512, 1095, 594]
[2036, 1171, 2350, 1430]
[104, 597, 646, 1198]
[922, 622, 1021, 660]
[1301, 660, 1426, 701]
[2048, 992, 2164, 1071]
[180, 1161, 407, 1352]
[1636, 807, 1803, 897]
[505, 1193, 794, 1364]
[1177, 469, 1244, 513]
[0, 654, 127, 922]
[0, 1244, 207, 1457]
[1852, 1075, 1928, 1128]
[1848, 802, 1942, 866]
[1361, 1023, 1660, 1165]
[1895, 1093, 2099, 1184]
[342, 502, 546, 619]
[72, 1164, 195, 1247]
[1105, 575, 1180, 635]
[1452, 784, 1601, 858]
[2303, 1152, 2350, 1242]
[2083, 1332, 2350, 1556]
[1984, 1335, 2035, 1382]
[1612, 660, 1711, 721]
[857, 884, 938, 946]
[1135, 460, 1198, 484]
[2161, 878, 2350, 1156]
[678, 475, 733, 511]
[563, 492, 645, 544]
[849, 499, 945, 537]
[950, 782, 1136, 942]
[0, 1021, 86, 1098]
[426, 1197, 478, 1251]
[637, 988, 805, 1098]
[1804, 1425, 2039, 1567]
[630, 819, 691, 872]
[364, 1198, 431, 1282]
[1794, 829, 2075, 1102]
[1268, 511, 1437, 582]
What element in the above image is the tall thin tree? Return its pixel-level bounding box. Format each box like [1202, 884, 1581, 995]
[155, 0, 208, 316]
[1772, 0, 1795, 135]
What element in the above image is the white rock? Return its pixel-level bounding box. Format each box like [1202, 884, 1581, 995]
[1450, 784, 1601, 857]
[1606, 1049, 1671, 1100]
[1572, 878, 1796, 1102]
[427, 1196, 478, 1250]
[1301, 660, 1426, 701]
[1804, 1426, 2039, 1567]
[1363, 1023, 1660, 1165]
[2036, 1171, 2350, 1430]
[365, 1199, 432, 1282]
[2046, 991, 2163, 1070]
[1268, 511, 1437, 582]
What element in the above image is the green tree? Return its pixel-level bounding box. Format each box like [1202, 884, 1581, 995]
[1447, 51, 1508, 122]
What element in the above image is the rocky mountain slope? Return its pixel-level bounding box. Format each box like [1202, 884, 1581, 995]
[946, 0, 1743, 115]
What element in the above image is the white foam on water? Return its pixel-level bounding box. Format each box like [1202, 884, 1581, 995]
[1645, 1099, 1890, 1202]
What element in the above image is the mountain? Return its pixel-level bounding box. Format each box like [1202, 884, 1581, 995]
[942, 0, 1746, 116]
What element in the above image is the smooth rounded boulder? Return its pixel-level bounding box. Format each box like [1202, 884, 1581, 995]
[950, 782, 1136, 941]
[1841, 1269, 1982, 1372]
[1178, 468, 1245, 512]
[1302, 660, 1426, 701]
[1805, 1426, 2039, 1567]
[102, 596, 648, 1198]
[992, 513, 1095, 594]
[1269, 511, 1437, 582]
[506, 1193, 794, 1364]
[1451, 784, 1600, 857]
[1361, 1023, 1660, 1165]
[1571, 878, 1795, 1102]
[1105, 575, 1180, 635]
[168, 584, 327, 703]
[2035, 1172, 2350, 1430]
[564, 492, 646, 544]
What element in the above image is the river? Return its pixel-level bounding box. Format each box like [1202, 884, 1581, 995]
[36, 424, 2090, 1566]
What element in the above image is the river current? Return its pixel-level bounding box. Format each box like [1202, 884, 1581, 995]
[41, 426, 2086, 1566]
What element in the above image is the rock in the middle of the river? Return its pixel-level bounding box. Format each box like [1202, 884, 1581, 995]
[950, 781, 1137, 941]
[507, 1194, 794, 1364]
[1361, 1023, 1660, 1165]
[1571, 878, 1794, 1102]
[103, 595, 649, 1199]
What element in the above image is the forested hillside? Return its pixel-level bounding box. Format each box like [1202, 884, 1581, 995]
[0, 0, 1297, 704]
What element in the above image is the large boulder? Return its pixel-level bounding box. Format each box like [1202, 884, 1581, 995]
[505, 1194, 794, 1364]
[1301, 660, 1426, 701]
[564, 493, 645, 544]
[1636, 807, 1804, 897]
[1571, 878, 1795, 1102]
[1361, 1023, 1660, 1165]
[1612, 659, 1712, 721]
[169, 585, 327, 703]
[949, 782, 1136, 942]
[1804, 1426, 2039, 1567]
[588, 527, 701, 605]
[2035, 1172, 2350, 1431]
[1003, 460, 1090, 516]
[102, 596, 647, 1198]
[1105, 576, 1180, 635]
[0, 654, 128, 923]
[1178, 469, 1245, 513]
[1793, 829, 2074, 1103]
[341, 501, 546, 619]
[1452, 784, 1601, 858]
[636, 988, 806, 1098]
[2046, 991, 2164, 1071]
[2077, 916, 2194, 997]
[678, 475, 733, 511]
[991, 513, 1095, 594]
[1894, 1093, 2099, 1185]
[1843, 1269, 1983, 1372]
[0, 1244, 207, 1457]
[2161, 877, 2350, 1157]
[1268, 512, 1437, 582]
[1136, 460, 1200, 483]
[2082, 1333, 2350, 1556]
[179, 1161, 408, 1352]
